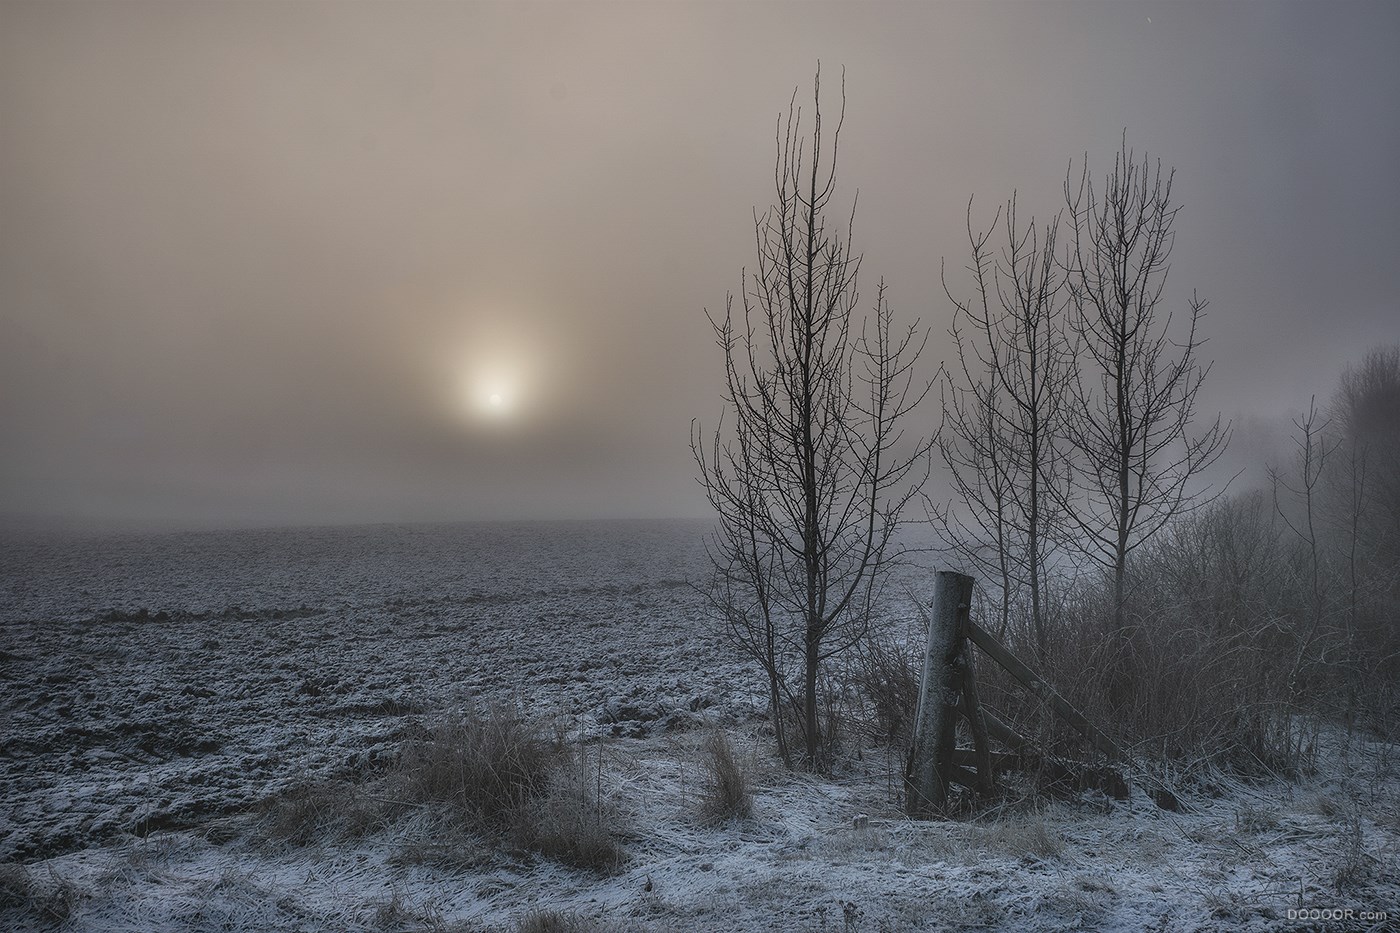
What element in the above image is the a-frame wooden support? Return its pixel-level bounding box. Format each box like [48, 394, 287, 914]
[905, 571, 1131, 818]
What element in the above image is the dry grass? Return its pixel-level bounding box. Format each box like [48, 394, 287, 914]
[400, 710, 627, 873]
[0, 863, 32, 910]
[1233, 803, 1281, 835]
[515, 908, 653, 933]
[845, 626, 922, 748]
[259, 779, 393, 845]
[387, 808, 496, 872]
[253, 705, 628, 873]
[516, 909, 612, 933]
[699, 731, 754, 824]
[972, 808, 1065, 860]
[370, 886, 459, 931]
[1330, 811, 1370, 893]
[1306, 790, 1344, 819]
[510, 771, 628, 874]
[399, 707, 561, 825]
[0, 861, 79, 926]
[824, 825, 896, 859]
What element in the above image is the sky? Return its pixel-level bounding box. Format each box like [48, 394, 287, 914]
[1, 0, 1398, 528]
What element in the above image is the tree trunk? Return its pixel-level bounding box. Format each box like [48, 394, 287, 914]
[768, 669, 791, 769]
[804, 627, 821, 768]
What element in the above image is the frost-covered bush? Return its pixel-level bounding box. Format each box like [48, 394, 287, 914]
[399, 707, 627, 872]
[974, 495, 1313, 776]
[510, 773, 627, 873]
[699, 731, 753, 824]
[844, 626, 922, 748]
[399, 706, 560, 824]
[257, 705, 628, 872]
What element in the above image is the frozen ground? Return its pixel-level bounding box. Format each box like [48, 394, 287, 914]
[2, 520, 1397, 931]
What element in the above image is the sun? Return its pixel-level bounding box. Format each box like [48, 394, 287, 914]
[477, 384, 513, 418]
[456, 376, 515, 419]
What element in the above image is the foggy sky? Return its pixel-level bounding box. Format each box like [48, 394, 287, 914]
[2, 1, 1398, 528]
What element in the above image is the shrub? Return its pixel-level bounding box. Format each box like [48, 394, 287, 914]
[397, 707, 626, 872]
[399, 707, 560, 825]
[511, 775, 627, 873]
[959, 495, 1318, 779]
[846, 628, 922, 748]
[699, 731, 753, 824]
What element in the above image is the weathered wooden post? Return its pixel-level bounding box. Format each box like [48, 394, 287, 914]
[906, 570, 974, 817]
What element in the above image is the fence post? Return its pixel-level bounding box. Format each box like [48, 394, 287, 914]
[906, 570, 974, 817]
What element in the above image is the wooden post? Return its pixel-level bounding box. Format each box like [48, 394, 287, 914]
[906, 570, 974, 817]
[981, 707, 1031, 754]
[960, 649, 994, 794]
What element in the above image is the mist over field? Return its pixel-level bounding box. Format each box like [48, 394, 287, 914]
[2, 3, 1399, 931]
[2, 0, 1398, 529]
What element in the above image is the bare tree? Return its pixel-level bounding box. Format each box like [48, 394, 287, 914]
[936, 196, 1071, 659]
[1325, 346, 1400, 718]
[693, 68, 934, 770]
[1269, 399, 1344, 708]
[1332, 345, 1400, 568]
[1060, 137, 1231, 634]
[1270, 399, 1336, 622]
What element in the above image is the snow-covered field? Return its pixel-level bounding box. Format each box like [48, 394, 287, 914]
[3, 520, 1397, 931]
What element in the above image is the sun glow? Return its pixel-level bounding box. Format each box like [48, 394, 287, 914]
[434, 300, 562, 426]
[461, 377, 516, 418]
[448, 347, 526, 421]
[482, 387, 513, 415]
